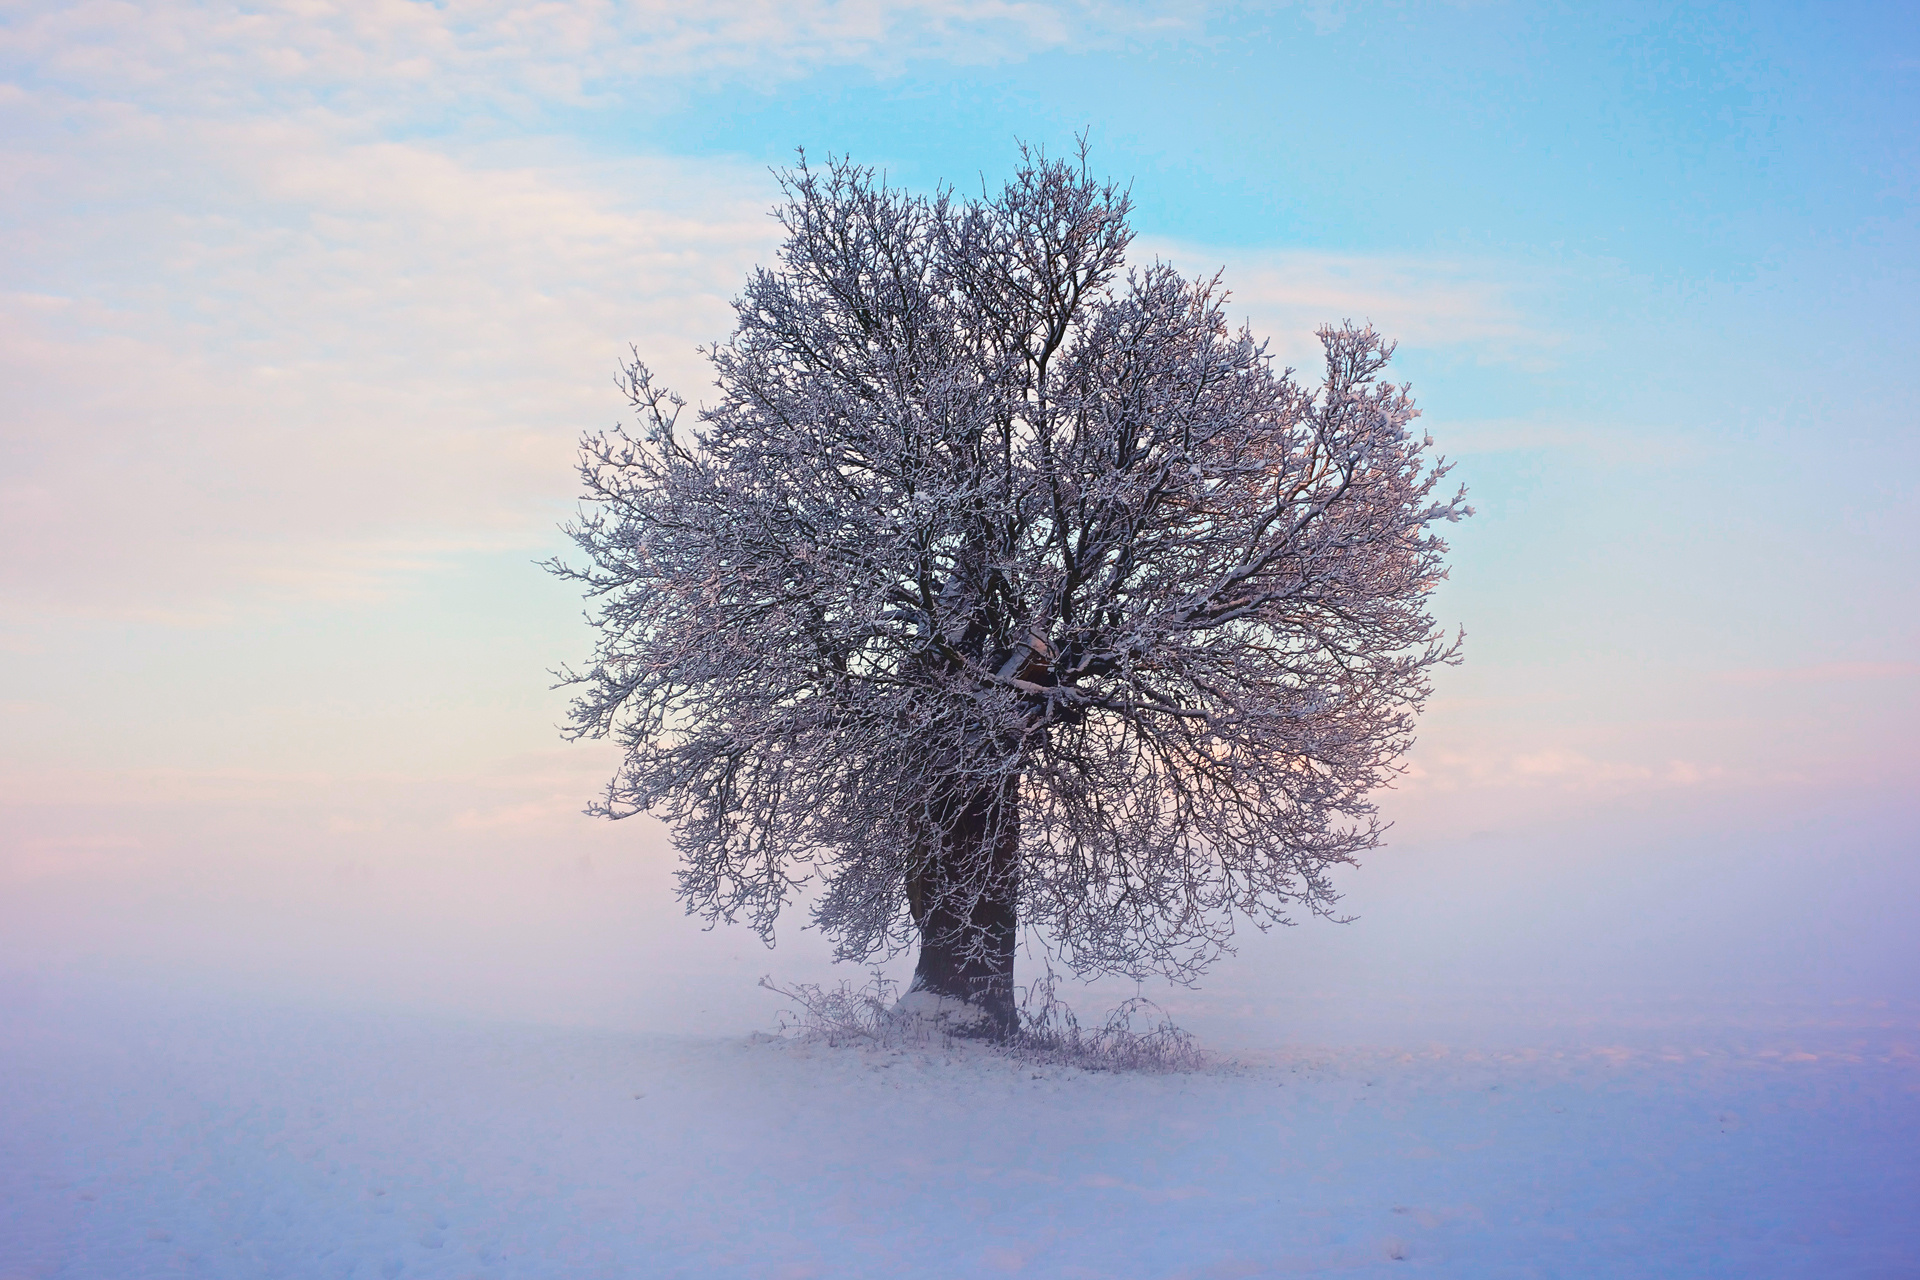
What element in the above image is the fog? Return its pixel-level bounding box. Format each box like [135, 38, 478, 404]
[6, 724, 1912, 1051]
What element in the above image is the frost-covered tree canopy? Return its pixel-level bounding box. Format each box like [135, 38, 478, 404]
[551, 147, 1468, 1035]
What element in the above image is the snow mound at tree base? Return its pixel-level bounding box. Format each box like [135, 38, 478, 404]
[890, 987, 991, 1032]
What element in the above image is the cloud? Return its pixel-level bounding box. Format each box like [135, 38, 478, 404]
[1713, 662, 1920, 687]
[1422, 416, 1707, 465]
[2, 0, 1203, 120]
[0, 745, 637, 887]
[1400, 747, 1734, 797]
[0, 104, 780, 617]
[1377, 739, 1776, 843]
[1137, 239, 1553, 373]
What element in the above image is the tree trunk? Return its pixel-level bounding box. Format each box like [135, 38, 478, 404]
[905, 778, 1019, 1040]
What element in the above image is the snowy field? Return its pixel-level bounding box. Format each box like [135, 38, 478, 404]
[3, 978, 1916, 1279]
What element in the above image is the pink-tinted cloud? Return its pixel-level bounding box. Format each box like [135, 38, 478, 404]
[1, 110, 777, 617]
[1714, 662, 1920, 686]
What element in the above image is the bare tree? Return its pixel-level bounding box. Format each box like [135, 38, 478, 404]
[550, 146, 1468, 1039]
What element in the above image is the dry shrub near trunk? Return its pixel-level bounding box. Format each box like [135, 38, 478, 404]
[1013, 972, 1211, 1073]
[761, 971, 1212, 1073]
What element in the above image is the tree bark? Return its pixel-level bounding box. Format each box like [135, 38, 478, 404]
[906, 778, 1019, 1040]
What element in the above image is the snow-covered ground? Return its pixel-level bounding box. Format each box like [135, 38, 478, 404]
[3, 978, 1916, 1279]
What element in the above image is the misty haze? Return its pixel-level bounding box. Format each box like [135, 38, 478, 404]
[3, 4, 1916, 1278]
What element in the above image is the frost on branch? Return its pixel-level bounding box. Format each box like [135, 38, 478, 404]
[548, 144, 1469, 1039]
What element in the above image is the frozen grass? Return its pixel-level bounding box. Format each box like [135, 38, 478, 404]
[1012, 972, 1211, 1073]
[762, 970, 1211, 1073]
[760, 972, 922, 1048]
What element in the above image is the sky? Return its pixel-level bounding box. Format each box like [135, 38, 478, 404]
[2, 0, 1916, 1043]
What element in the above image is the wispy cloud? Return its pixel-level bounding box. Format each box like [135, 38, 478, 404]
[3, 0, 1202, 118]
[1427, 416, 1707, 464]
[0, 746, 634, 887]
[1, 109, 779, 616]
[1139, 239, 1554, 372]
[1713, 661, 1920, 687]
[1400, 747, 1737, 797]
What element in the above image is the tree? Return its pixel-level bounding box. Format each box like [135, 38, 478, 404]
[550, 146, 1468, 1040]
